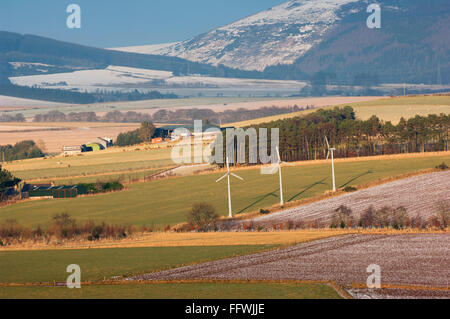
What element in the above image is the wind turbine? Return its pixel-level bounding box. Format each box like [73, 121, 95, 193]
[275, 146, 293, 206]
[216, 157, 243, 218]
[325, 136, 336, 192]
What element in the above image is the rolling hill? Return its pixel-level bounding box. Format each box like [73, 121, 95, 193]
[0, 31, 261, 83]
[116, 0, 450, 85]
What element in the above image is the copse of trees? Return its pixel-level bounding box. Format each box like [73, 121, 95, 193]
[0, 113, 25, 122]
[0, 165, 21, 202]
[115, 121, 156, 146]
[187, 202, 219, 232]
[217, 106, 450, 163]
[0, 140, 45, 162]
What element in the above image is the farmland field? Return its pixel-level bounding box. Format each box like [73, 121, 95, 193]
[3, 147, 176, 182]
[0, 282, 341, 299]
[134, 234, 450, 298]
[0, 122, 141, 153]
[1, 229, 352, 251]
[227, 95, 450, 127]
[0, 152, 448, 228]
[240, 170, 450, 229]
[0, 245, 277, 283]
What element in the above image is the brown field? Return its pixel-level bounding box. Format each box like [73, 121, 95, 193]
[227, 95, 450, 127]
[131, 233, 450, 295]
[116, 96, 381, 115]
[0, 122, 140, 153]
[2, 228, 445, 252]
[235, 170, 450, 229]
[0, 229, 354, 251]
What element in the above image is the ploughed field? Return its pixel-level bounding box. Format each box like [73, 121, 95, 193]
[131, 234, 450, 298]
[235, 170, 450, 229]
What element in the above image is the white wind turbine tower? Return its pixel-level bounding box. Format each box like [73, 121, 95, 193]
[275, 146, 293, 206]
[325, 136, 336, 192]
[216, 157, 244, 218]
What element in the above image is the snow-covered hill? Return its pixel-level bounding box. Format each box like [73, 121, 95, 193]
[113, 0, 360, 71]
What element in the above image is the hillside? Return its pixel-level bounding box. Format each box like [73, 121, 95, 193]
[0, 31, 261, 83]
[117, 0, 450, 85]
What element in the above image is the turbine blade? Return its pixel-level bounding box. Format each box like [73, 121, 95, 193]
[226, 156, 230, 172]
[230, 173, 244, 181]
[215, 174, 227, 183]
[325, 136, 330, 149]
[326, 151, 330, 161]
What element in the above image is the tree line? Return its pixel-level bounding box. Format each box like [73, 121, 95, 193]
[32, 106, 306, 124]
[151, 105, 306, 125]
[33, 110, 153, 123]
[218, 106, 450, 163]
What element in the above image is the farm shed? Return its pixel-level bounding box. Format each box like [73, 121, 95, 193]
[29, 186, 79, 199]
[86, 142, 104, 152]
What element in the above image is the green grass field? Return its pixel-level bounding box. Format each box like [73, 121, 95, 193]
[0, 282, 341, 299]
[0, 245, 277, 283]
[3, 147, 175, 182]
[228, 95, 450, 127]
[1, 154, 448, 228]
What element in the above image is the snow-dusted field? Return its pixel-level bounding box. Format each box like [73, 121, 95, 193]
[236, 170, 450, 229]
[0, 95, 68, 108]
[9, 65, 307, 93]
[131, 233, 450, 295]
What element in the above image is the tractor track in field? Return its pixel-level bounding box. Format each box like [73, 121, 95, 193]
[129, 233, 450, 299]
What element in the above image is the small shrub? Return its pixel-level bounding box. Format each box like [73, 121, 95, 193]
[330, 205, 354, 228]
[436, 201, 450, 229]
[259, 208, 270, 214]
[435, 162, 449, 170]
[187, 202, 218, 232]
[343, 186, 357, 192]
[286, 220, 294, 230]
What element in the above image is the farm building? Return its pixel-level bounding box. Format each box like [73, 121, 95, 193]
[155, 124, 225, 141]
[85, 142, 104, 152]
[62, 145, 83, 155]
[88, 137, 113, 149]
[28, 185, 82, 199]
[151, 137, 163, 144]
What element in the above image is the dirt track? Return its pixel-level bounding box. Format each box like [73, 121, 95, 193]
[236, 170, 450, 229]
[130, 234, 450, 298]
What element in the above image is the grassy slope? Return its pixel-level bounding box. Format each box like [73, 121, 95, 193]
[0, 282, 341, 299]
[3, 147, 175, 181]
[1, 154, 448, 227]
[226, 95, 450, 127]
[0, 245, 276, 283]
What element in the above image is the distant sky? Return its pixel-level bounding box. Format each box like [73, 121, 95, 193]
[0, 0, 286, 48]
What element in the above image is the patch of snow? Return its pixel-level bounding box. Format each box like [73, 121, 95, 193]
[114, 0, 360, 71]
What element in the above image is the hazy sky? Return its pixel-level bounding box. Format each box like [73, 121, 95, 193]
[0, 0, 286, 48]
